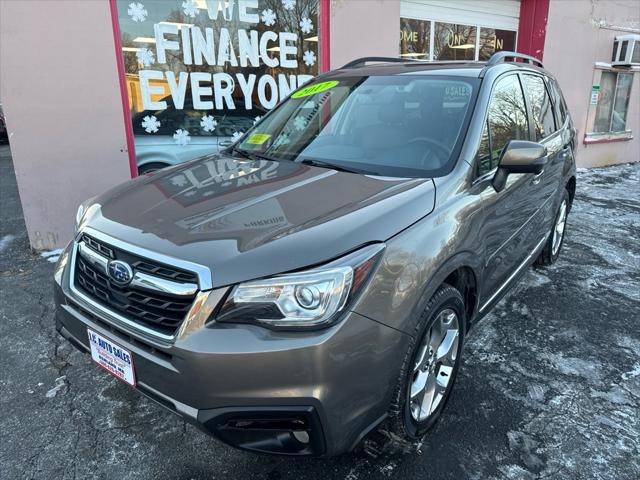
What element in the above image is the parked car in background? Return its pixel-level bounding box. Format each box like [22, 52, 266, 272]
[132, 95, 265, 174]
[54, 52, 576, 457]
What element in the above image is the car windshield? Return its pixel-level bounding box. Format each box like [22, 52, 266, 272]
[235, 75, 479, 177]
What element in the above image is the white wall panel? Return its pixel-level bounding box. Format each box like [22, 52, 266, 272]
[401, 0, 520, 30]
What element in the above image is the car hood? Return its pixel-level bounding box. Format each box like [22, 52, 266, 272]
[87, 154, 435, 287]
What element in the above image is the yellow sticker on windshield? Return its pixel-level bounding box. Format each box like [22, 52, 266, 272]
[291, 80, 339, 98]
[246, 133, 271, 145]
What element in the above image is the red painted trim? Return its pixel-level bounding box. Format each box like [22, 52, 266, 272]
[517, 0, 550, 61]
[109, 0, 138, 178]
[320, 0, 331, 72]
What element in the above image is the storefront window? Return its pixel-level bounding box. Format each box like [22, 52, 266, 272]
[115, 0, 320, 173]
[433, 22, 476, 61]
[478, 28, 517, 60]
[593, 71, 633, 133]
[399, 19, 517, 63]
[400, 18, 430, 60]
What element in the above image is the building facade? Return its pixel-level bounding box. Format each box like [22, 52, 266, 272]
[1, 0, 639, 250]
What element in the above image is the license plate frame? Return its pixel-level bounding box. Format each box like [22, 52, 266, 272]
[87, 328, 137, 387]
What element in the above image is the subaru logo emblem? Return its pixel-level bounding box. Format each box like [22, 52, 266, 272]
[107, 260, 133, 285]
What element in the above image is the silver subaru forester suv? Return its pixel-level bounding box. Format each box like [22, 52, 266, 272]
[54, 52, 576, 456]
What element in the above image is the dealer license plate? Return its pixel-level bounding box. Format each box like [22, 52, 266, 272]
[87, 328, 136, 387]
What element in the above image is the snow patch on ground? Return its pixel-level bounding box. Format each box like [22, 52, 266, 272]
[0, 234, 15, 253]
[40, 248, 63, 263]
[622, 364, 640, 381]
[45, 376, 68, 398]
[541, 352, 603, 382]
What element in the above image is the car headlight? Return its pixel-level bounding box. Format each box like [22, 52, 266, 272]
[54, 243, 71, 286]
[74, 204, 86, 232]
[216, 244, 385, 329]
[74, 198, 98, 234]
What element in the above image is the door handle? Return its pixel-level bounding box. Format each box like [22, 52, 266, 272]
[219, 140, 233, 147]
[532, 170, 544, 185]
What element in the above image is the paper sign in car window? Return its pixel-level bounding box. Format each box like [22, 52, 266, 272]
[246, 133, 271, 145]
[291, 80, 339, 98]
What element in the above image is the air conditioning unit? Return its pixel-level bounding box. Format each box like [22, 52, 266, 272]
[611, 34, 640, 67]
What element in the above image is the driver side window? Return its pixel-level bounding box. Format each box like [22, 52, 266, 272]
[476, 75, 529, 176]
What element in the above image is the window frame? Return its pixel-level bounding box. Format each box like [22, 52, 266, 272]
[585, 68, 635, 144]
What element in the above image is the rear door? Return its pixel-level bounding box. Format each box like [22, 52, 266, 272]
[520, 73, 565, 233]
[475, 74, 542, 307]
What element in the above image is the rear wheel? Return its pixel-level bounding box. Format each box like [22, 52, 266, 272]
[138, 162, 170, 175]
[536, 189, 570, 266]
[386, 284, 466, 439]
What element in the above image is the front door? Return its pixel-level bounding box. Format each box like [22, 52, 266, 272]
[475, 74, 542, 307]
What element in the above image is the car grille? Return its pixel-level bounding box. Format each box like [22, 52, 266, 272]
[81, 234, 198, 283]
[74, 235, 198, 337]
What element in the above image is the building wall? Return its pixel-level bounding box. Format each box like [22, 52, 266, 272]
[0, 0, 131, 250]
[544, 0, 640, 167]
[329, 0, 401, 68]
[2, 0, 638, 251]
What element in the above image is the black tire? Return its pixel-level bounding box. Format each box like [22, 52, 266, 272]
[385, 284, 466, 439]
[138, 162, 170, 175]
[536, 189, 570, 266]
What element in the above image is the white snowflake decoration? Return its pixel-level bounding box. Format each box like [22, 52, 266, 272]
[141, 115, 160, 133]
[253, 116, 262, 125]
[136, 47, 155, 67]
[170, 174, 188, 187]
[231, 131, 244, 142]
[273, 132, 290, 148]
[182, 0, 198, 18]
[282, 0, 296, 10]
[200, 115, 217, 133]
[303, 50, 316, 66]
[173, 129, 191, 146]
[299, 17, 313, 34]
[261, 9, 276, 26]
[127, 2, 148, 22]
[293, 116, 307, 131]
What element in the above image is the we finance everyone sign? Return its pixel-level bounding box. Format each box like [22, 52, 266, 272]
[116, 0, 319, 153]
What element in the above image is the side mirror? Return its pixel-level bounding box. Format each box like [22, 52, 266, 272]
[492, 140, 548, 192]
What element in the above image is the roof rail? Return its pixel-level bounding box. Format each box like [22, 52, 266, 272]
[486, 51, 544, 68]
[341, 56, 416, 69]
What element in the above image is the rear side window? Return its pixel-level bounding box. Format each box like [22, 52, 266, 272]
[476, 75, 529, 176]
[548, 78, 567, 126]
[523, 75, 557, 141]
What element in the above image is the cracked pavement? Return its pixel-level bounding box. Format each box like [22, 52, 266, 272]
[1, 144, 639, 479]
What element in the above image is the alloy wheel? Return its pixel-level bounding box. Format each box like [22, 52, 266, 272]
[409, 308, 460, 422]
[552, 199, 568, 256]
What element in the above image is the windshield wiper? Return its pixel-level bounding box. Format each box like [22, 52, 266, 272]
[232, 148, 368, 174]
[229, 146, 253, 159]
[299, 158, 371, 175]
[230, 147, 281, 163]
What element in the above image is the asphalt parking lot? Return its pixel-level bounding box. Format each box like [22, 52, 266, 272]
[1, 144, 639, 480]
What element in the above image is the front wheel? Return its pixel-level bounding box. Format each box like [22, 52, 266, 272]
[536, 189, 570, 266]
[386, 284, 466, 439]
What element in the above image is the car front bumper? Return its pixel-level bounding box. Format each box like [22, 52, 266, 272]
[53, 254, 409, 456]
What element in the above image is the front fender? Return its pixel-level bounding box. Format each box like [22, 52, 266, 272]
[352, 193, 485, 336]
